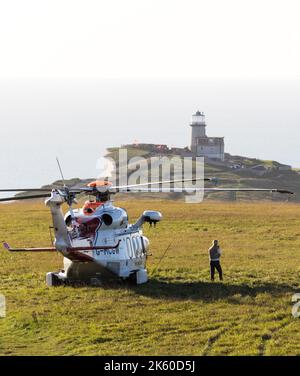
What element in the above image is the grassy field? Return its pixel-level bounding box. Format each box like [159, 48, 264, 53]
[0, 199, 300, 355]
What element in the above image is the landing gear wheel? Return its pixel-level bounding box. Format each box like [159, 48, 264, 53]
[46, 272, 62, 287]
[136, 269, 148, 284]
[128, 269, 148, 285]
[128, 272, 138, 285]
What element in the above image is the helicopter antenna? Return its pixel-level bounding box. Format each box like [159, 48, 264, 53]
[150, 241, 173, 276]
[55, 157, 79, 235]
[56, 157, 66, 187]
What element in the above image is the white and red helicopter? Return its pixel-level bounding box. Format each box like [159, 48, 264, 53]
[0, 172, 293, 286]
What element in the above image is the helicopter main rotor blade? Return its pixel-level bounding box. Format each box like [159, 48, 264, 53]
[110, 177, 217, 191]
[0, 188, 56, 192]
[0, 193, 52, 202]
[62, 186, 294, 195]
[121, 187, 294, 194]
[203, 188, 294, 194]
[0, 177, 219, 196]
[0, 186, 90, 196]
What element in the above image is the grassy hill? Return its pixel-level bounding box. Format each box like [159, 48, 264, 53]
[0, 199, 300, 355]
[104, 146, 300, 202]
[13, 146, 299, 203]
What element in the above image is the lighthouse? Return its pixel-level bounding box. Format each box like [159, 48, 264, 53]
[190, 111, 207, 151]
[190, 111, 224, 161]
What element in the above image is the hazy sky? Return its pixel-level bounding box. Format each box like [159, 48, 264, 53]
[0, 1, 299, 190]
[1, 0, 300, 79]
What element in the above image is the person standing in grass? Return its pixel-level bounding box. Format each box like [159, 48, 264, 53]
[208, 239, 223, 281]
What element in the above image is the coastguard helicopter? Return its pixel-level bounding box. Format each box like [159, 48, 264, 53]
[0, 165, 293, 286]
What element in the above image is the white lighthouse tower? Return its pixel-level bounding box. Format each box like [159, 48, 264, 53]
[190, 111, 207, 152]
[190, 110, 224, 160]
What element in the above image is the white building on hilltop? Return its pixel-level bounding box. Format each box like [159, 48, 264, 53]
[190, 111, 224, 161]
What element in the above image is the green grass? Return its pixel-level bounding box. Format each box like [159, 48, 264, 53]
[1, 200, 300, 355]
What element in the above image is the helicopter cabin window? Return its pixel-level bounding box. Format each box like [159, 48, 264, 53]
[132, 236, 142, 257]
[132, 237, 137, 254]
[135, 237, 141, 253]
[126, 237, 134, 258]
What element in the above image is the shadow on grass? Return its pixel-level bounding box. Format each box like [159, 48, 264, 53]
[102, 277, 300, 302]
[65, 274, 299, 302]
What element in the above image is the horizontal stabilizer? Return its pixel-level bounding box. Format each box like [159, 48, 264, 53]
[2, 242, 56, 252]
